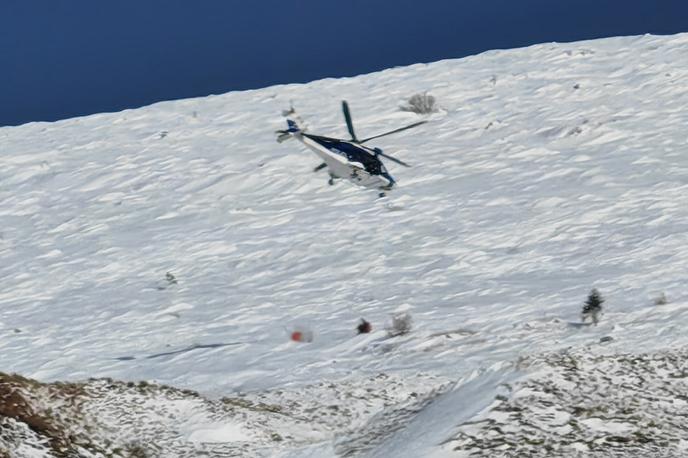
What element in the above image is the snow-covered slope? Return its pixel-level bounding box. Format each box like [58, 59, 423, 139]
[2, 32, 688, 457]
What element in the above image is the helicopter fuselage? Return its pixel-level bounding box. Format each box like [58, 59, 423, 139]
[296, 132, 395, 190]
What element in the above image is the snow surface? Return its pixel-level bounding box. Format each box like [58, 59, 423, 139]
[2, 32, 688, 456]
[184, 422, 253, 443]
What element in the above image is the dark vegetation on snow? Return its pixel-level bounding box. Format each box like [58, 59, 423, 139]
[582, 289, 604, 325]
[399, 92, 438, 114]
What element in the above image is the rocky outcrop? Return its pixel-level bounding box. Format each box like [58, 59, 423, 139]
[443, 348, 688, 457]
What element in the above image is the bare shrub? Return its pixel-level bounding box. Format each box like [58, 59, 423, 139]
[653, 293, 668, 305]
[400, 92, 437, 114]
[387, 313, 412, 337]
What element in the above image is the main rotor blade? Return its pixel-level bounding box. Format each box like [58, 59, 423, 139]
[377, 150, 411, 167]
[342, 100, 358, 142]
[359, 120, 428, 144]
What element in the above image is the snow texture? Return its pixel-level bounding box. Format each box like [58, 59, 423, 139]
[2, 32, 688, 456]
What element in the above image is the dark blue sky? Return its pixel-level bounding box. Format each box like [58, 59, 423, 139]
[2, 0, 687, 126]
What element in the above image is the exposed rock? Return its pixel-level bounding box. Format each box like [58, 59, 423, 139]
[443, 348, 688, 457]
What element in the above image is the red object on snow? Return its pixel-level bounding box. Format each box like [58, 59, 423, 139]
[291, 331, 304, 342]
[289, 328, 313, 343]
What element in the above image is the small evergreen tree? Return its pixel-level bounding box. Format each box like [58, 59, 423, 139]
[582, 289, 604, 325]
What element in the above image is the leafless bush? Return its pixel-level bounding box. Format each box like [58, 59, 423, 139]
[400, 92, 437, 114]
[653, 293, 668, 305]
[387, 312, 412, 337]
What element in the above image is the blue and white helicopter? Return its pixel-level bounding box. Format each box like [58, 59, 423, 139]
[276, 101, 426, 196]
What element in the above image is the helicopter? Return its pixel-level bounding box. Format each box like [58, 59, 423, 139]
[276, 101, 426, 196]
